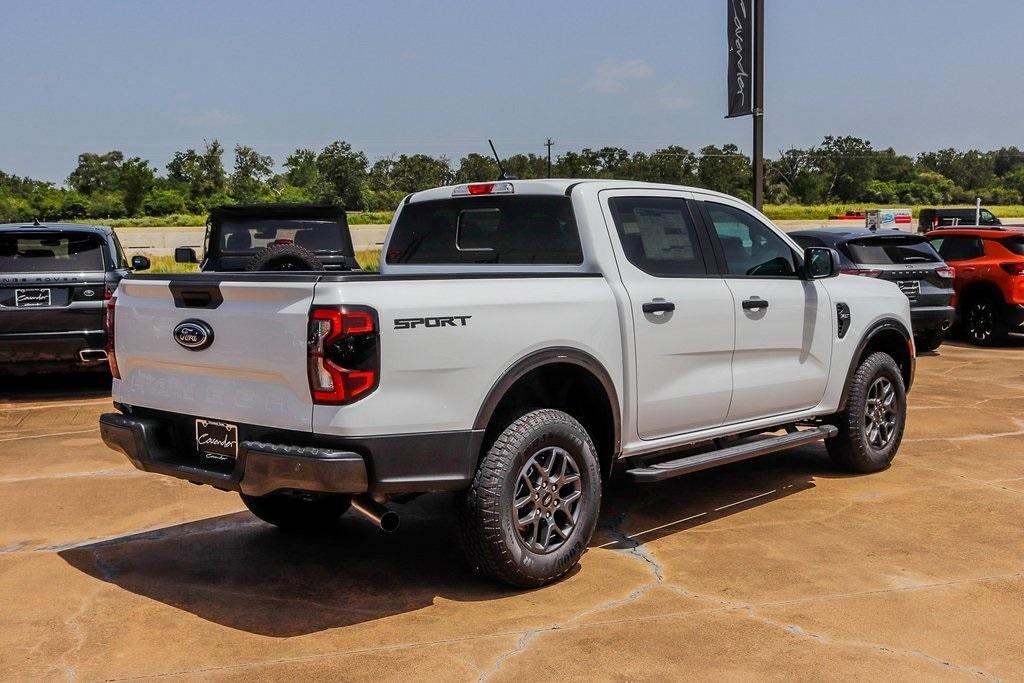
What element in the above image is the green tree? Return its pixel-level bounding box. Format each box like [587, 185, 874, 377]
[167, 140, 226, 200]
[68, 151, 124, 195]
[631, 146, 698, 184]
[316, 140, 368, 209]
[917, 148, 995, 192]
[283, 148, 320, 188]
[230, 145, 274, 202]
[697, 144, 751, 198]
[455, 153, 499, 183]
[811, 136, 875, 201]
[117, 157, 155, 216]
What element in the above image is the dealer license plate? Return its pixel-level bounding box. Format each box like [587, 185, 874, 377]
[195, 419, 239, 461]
[15, 288, 51, 307]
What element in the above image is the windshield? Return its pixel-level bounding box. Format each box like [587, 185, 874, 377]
[218, 219, 348, 254]
[844, 236, 940, 265]
[386, 196, 583, 265]
[0, 232, 105, 272]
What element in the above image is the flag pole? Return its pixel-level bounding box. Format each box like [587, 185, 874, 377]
[752, 0, 764, 210]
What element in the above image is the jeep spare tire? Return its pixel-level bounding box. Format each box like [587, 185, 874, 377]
[245, 243, 324, 271]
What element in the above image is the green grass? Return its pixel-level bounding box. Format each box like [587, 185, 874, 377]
[144, 255, 200, 273]
[138, 248, 382, 274]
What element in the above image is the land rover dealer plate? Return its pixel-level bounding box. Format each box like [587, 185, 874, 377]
[14, 288, 51, 307]
[195, 419, 239, 461]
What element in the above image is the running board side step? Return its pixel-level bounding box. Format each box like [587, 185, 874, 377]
[625, 425, 838, 483]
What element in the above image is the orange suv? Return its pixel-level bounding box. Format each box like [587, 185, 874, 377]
[926, 227, 1024, 345]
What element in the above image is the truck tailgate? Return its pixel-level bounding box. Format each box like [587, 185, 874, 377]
[113, 277, 316, 431]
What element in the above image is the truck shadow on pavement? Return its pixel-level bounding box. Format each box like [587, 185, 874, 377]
[0, 371, 111, 402]
[59, 445, 851, 638]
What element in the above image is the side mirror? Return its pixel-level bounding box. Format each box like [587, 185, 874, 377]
[175, 247, 198, 264]
[803, 247, 840, 279]
[130, 255, 151, 271]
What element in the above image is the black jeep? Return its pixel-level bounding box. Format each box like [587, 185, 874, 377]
[0, 223, 149, 374]
[175, 204, 358, 272]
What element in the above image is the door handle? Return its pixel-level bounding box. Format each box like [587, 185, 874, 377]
[742, 298, 769, 310]
[642, 301, 676, 314]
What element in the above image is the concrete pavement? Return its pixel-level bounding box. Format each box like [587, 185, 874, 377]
[1, 342, 1022, 680]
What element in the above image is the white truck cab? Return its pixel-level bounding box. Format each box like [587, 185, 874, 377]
[101, 180, 915, 587]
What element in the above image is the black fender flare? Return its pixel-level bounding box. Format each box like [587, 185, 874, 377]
[838, 318, 914, 411]
[473, 347, 622, 458]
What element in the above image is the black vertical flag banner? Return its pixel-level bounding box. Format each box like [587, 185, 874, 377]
[726, 0, 753, 118]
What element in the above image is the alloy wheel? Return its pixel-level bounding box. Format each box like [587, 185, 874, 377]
[512, 446, 583, 553]
[967, 301, 994, 342]
[864, 376, 899, 450]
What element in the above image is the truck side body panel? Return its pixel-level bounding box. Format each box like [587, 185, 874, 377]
[310, 275, 623, 437]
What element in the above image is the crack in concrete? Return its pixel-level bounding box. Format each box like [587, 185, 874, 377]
[748, 609, 1001, 681]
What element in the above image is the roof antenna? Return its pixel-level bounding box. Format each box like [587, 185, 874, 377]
[488, 139, 517, 180]
[32, 218, 40, 226]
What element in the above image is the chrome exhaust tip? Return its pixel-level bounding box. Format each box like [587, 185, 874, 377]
[351, 495, 400, 532]
[79, 349, 108, 363]
[940, 320, 952, 331]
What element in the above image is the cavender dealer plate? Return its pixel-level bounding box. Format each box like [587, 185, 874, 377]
[195, 419, 239, 461]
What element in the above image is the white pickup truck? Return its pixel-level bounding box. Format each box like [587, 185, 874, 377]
[100, 180, 915, 587]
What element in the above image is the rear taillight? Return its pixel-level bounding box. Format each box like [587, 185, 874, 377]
[103, 283, 114, 300]
[840, 268, 883, 278]
[105, 295, 120, 379]
[936, 265, 955, 279]
[1000, 262, 1024, 276]
[308, 306, 379, 404]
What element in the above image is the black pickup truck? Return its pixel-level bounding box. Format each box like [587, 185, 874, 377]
[175, 204, 359, 272]
[0, 223, 149, 374]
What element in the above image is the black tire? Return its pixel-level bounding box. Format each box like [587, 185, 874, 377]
[825, 352, 907, 473]
[962, 295, 1008, 346]
[245, 243, 324, 272]
[458, 409, 602, 588]
[240, 492, 351, 531]
[914, 329, 945, 353]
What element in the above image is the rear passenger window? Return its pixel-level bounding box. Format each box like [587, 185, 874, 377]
[607, 197, 707, 277]
[704, 202, 798, 277]
[932, 236, 984, 261]
[386, 196, 582, 265]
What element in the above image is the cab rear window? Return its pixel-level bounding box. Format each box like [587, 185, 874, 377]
[0, 232, 105, 272]
[843, 237, 940, 265]
[386, 196, 583, 265]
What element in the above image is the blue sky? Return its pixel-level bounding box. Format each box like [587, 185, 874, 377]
[2, 0, 1022, 182]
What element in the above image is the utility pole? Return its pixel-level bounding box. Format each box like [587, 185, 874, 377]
[752, 0, 764, 210]
[545, 138, 554, 178]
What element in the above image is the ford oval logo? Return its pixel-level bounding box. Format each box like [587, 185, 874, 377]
[173, 319, 214, 351]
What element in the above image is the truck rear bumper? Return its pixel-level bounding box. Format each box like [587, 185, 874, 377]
[99, 409, 482, 497]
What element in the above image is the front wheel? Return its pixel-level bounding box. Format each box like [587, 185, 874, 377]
[825, 352, 907, 473]
[240, 492, 351, 531]
[458, 409, 602, 588]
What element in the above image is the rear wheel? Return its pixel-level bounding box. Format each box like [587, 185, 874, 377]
[963, 295, 1008, 346]
[914, 329, 945, 353]
[240, 492, 351, 531]
[826, 352, 906, 473]
[458, 409, 602, 588]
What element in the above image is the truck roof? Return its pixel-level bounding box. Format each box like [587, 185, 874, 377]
[406, 179, 742, 204]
